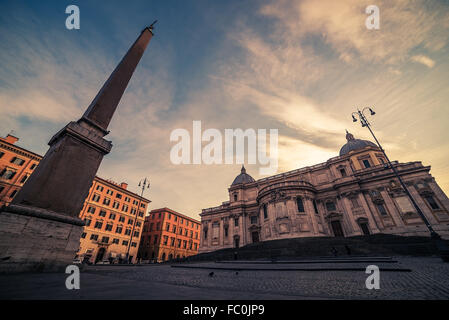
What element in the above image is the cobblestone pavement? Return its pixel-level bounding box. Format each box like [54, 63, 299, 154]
[1, 256, 449, 299]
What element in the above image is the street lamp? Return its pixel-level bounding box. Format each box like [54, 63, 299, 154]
[125, 177, 150, 264]
[351, 107, 449, 261]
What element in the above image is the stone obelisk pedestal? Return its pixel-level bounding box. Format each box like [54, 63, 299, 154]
[0, 26, 154, 273]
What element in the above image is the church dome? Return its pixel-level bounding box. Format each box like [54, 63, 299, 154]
[231, 166, 255, 186]
[339, 130, 378, 156]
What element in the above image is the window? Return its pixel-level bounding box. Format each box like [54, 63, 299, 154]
[224, 226, 228, 237]
[109, 213, 116, 220]
[163, 236, 168, 245]
[351, 198, 360, 208]
[122, 240, 129, 246]
[94, 221, 103, 229]
[119, 216, 125, 223]
[125, 197, 130, 202]
[312, 200, 319, 214]
[128, 218, 133, 225]
[9, 189, 17, 198]
[112, 238, 119, 244]
[122, 204, 129, 212]
[81, 233, 86, 239]
[183, 240, 187, 249]
[340, 168, 347, 177]
[131, 242, 137, 247]
[296, 198, 305, 213]
[115, 226, 123, 234]
[362, 159, 371, 168]
[101, 236, 109, 243]
[177, 239, 181, 248]
[263, 204, 268, 218]
[133, 231, 140, 237]
[131, 208, 137, 215]
[90, 234, 98, 241]
[0, 169, 16, 180]
[113, 201, 120, 209]
[96, 185, 104, 192]
[10, 157, 25, 166]
[133, 200, 138, 205]
[87, 206, 96, 214]
[194, 243, 198, 250]
[92, 194, 100, 202]
[154, 235, 158, 245]
[204, 229, 208, 239]
[125, 229, 131, 236]
[84, 218, 92, 226]
[106, 189, 113, 196]
[376, 203, 388, 216]
[20, 175, 28, 184]
[325, 201, 336, 212]
[30, 163, 36, 170]
[138, 211, 144, 217]
[136, 221, 141, 227]
[140, 203, 146, 208]
[234, 194, 238, 201]
[99, 210, 106, 217]
[0, 186, 4, 194]
[0, 152, 4, 158]
[250, 216, 258, 224]
[179, 227, 183, 235]
[166, 223, 170, 231]
[116, 193, 122, 199]
[172, 225, 176, 233]
[424, 195, 440, 210]
[157, 222, 160, 230]
[171, 237, 175, 246]
[234, 217, 239, 226]
[103, 197, 111, 206]
[105, 223, 113, 231]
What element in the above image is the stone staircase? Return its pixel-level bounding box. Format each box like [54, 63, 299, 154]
[179, 234, 447, 263]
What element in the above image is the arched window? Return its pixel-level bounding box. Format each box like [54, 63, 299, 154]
[296, 197, 305, 212]
[263, 204, 268, 219]
[234, 193, 238, 201]
[312, 200, 319, 214]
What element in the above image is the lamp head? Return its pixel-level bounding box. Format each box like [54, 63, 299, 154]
[352, 115, 357, 122]
[369, 108, 376, 116]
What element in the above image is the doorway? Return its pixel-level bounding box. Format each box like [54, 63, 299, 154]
[360, 223, 370, 235]
[95, 247, 106, 263]
[251, 231, 259, 243]
[331, 220, 344, 237]
[234, 237, 240, 248]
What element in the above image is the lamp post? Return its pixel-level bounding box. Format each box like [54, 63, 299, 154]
[351, 107, 449, 261]
[125, 177, 150, 264]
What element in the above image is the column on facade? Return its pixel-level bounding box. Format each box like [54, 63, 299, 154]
[339, 197, 360, 236]
[408, 185, 439, 226]
[360, 192, 383, 232]
[305, 197, 319, 234]
[380, 190, 407, 228]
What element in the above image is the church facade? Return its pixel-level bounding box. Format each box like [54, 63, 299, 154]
[199, 131, 449, 253]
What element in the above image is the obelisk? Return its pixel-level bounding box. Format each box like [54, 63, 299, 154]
[0, 25, 155, 273]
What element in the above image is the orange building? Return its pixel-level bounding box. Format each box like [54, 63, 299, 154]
[77, 177, 150, 264]
[0, 133, 150, 264]
[138, 208, 201, 262]
[0, 134, 41, 207]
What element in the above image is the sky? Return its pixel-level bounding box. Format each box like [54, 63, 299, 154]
[1, 0, 449, 220]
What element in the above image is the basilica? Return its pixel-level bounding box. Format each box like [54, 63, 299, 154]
[199, 131, 449, 253]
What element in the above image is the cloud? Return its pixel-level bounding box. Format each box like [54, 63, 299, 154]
[411, 55, 436, 68]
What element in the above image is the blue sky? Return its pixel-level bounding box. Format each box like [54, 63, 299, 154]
[1, 0, 449, 219]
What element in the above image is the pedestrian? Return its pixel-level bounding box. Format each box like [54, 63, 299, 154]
[345, 245, 351, 255]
